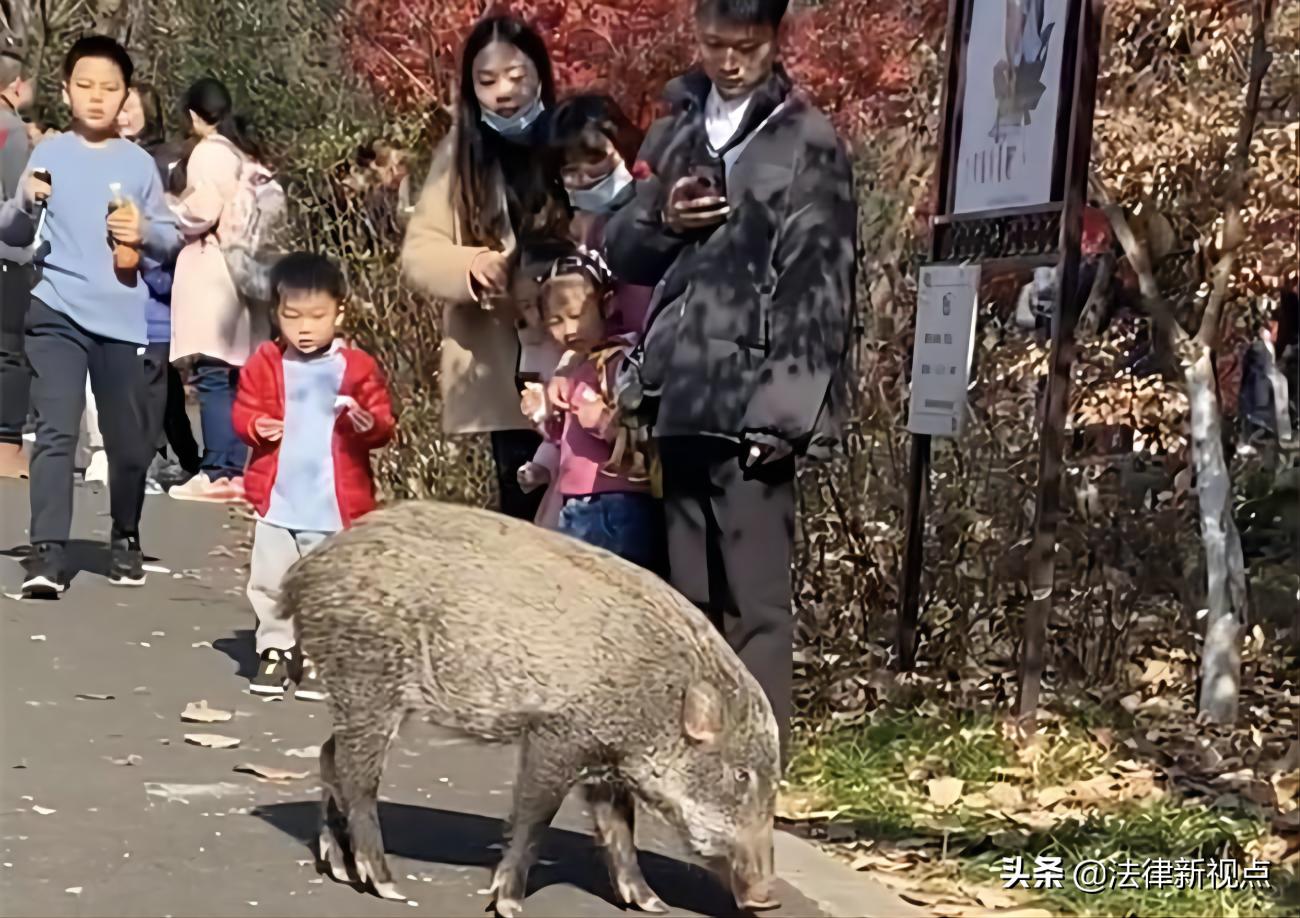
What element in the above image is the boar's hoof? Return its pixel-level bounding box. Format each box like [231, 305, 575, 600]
[354, 854, 405, 901]
[616, 876, 667, 913]
[493, 896, 524, 918]
[317, 833, 351, 885]
[370, 881, 407, 902]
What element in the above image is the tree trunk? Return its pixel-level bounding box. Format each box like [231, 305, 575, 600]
[1188, 347, 1251, 723]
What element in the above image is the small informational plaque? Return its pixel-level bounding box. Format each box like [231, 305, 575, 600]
[907, 264, 981, 437]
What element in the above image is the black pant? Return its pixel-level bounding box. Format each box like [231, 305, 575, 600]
[658, 436, 797, 763]
[145, 342, 200, 474]
[490, 429, 544, 521]
[26, 299, 155, 545]
[0, 261, 32, 444]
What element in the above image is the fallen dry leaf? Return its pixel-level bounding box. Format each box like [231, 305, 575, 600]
[181, 701, 232, 724]
[986, 783, 1025, 811]
[973, 887, 1018, 909]
[1035, 786, 1071, 808]
[283, 746, 321, 759]
[927, 776, 965, 809]
[184, 733, 240, 749]
[32, 805, 56, 815]
[234, 763, 310, 782]
[107, 755, 142, 767]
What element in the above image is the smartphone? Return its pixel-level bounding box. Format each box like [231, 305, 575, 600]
[685, 160, 726, 201]
[31, 169, 51, 202]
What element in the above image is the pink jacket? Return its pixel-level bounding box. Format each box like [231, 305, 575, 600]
[544, 349, 649, 499]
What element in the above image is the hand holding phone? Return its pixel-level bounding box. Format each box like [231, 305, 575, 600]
[27, 169, 52, 206]
[664, 165, 729, 233]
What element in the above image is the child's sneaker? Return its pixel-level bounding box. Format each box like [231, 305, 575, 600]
[294, 654, 327, 702]
[250, 648, 292, 696]
[84, 448, 109, 485]
[108, 530, 146, 587]
[21, 543, 68, 599]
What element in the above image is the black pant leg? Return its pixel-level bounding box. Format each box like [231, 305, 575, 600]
[490, 429, 545, 521]
[163, 361, 200, 473]
[709, 451, 797, 764]
[89, 337, 154, 539]
[25, 300, 91, 545]
[143, 342, 169, 455]
[0, 261, 33, 444]
[660, 435, 797, 764]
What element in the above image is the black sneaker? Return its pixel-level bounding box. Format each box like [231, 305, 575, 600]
[251, 649, 291, 696]
[293, 653, 327, 702]
[21, 543, 68, 599]
[108, 530, 146, 587]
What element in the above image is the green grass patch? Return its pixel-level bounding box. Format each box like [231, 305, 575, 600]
[790, 710, 1293, 917]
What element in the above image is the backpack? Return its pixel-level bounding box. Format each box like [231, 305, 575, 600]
[217, 152, 287, 304]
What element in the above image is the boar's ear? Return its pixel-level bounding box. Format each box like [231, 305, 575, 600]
[682, 682, 724, 744]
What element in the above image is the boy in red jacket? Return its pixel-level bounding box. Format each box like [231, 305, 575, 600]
[233, 253, 395, 699]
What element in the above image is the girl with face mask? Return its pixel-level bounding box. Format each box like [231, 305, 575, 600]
[401, 15, 570, 523]
[545, 94, 652, 338]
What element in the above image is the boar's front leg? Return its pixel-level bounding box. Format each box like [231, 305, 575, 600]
[585, 782, 667, 913]
[490, 731, 580, 918]
[332, 715, 406, 901]
[317, 736, 352, 885]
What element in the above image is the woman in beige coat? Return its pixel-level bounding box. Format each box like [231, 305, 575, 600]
[168, 78, 270, 504]
[401, 14, 569, 520]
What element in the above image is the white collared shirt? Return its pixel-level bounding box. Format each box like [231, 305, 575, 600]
[704, 84, 755, 153]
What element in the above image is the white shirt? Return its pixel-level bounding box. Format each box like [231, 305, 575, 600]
[704, 85, 755, 153]
[263, 340, 347, 534]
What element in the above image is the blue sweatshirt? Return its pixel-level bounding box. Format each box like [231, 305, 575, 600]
[0, 131, 181, 345]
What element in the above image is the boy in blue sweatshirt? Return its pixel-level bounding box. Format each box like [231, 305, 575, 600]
[0, 36, 181, 596]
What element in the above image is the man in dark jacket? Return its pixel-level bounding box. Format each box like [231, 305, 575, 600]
[605, 0, 856, 762]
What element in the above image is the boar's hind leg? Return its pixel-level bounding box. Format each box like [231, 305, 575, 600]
[491, 732, 580, 918]
[333, 715, 407, 900]
[317, 735, 352, 884]
[586, 782, 667, 913]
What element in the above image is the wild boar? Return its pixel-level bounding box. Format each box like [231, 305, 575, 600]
[282, 500, 781, 917]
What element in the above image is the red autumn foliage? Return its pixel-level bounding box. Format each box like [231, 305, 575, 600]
[344, 0, 945, 139]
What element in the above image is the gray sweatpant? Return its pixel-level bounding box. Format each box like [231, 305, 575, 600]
[247, 521, 330, 654]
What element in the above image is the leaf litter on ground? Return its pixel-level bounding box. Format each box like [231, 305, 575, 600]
[184, 733, 240, 749]
[181, 700, 233, 723]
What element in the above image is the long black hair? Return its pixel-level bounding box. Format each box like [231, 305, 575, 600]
[453, 15, 567, 248]
[183, 77, 264, 162]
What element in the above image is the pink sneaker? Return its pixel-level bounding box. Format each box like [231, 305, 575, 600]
[168, 473, 243, 504]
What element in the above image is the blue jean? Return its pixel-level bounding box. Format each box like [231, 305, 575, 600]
[192, 356, 247, 480]
[558, 492, 660, 572]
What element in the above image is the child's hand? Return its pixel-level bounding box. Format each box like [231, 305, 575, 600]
[517, 461, 551, 494]
[254, 416, 284, 442]
[520, 382, 548, 425]
[347, 404, 375, 433]
[107, 201, 143, 247]
[576, 387, 615, 435]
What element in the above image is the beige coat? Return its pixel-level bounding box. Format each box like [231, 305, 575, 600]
[170, 135, 269, 366]
[401, 134, 561, 435]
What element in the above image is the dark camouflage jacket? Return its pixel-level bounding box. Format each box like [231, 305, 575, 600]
[605, 66, 856, 456]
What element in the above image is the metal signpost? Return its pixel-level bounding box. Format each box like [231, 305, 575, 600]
[897, 0, 1105, 715]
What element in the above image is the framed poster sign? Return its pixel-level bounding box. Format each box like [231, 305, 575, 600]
[950, 0, 1073, 215]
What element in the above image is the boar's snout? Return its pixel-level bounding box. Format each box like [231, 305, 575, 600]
[723, 822, 779, 912]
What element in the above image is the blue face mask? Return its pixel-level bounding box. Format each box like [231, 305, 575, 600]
[480, 94, 545, 140]
[567, 161, 634, 215]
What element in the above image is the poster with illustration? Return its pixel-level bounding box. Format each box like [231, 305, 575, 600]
[952, 0, 1069, 214]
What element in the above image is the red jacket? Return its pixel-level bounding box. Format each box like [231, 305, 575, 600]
[233, 340, 396, 528]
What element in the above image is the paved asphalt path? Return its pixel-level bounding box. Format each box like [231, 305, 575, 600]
[0, 477, 915, 918]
